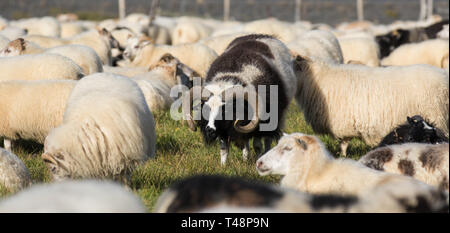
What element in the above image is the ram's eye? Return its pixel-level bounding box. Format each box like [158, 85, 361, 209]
[283, 147, 292, 151]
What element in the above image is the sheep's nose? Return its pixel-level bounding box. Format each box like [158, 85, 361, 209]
[256, 160, 263, 169]
[205, 126, 217, 138]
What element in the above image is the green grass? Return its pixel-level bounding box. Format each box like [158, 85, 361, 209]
[0, 102, 371, 212]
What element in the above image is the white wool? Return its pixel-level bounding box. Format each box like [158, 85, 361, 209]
[338, 37, 380, 66]
[23, 35, 67, 48]
[0, 148, 31, 192]
[45, 44, 103, 74]
[10, 16, 60, 37]
[0, 53, 84, 81]
[43, 73, 156, 181]
[0, 180, 147, 213]
[172, 20, 213, 45]
[288, 30, 343, 64]
[381, 39, 449, 68]
[131, 42, 218, 78]
[294, 58, 449, 146]
[102, 65, 148, 77]
[69, 29, 113, 65]
[0, 26, 27, 40]
[0, 35, 8, 48]
[0, 80, 76, 144]
[198, 32, 251, 55]
[60, 22, 86, 38]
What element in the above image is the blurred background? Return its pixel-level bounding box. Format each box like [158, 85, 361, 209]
[1, 0, 449, 25]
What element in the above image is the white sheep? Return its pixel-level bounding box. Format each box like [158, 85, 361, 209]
[10, 16, 60, 37]
[288, 30, 344, 64]
[60, 21, 86, 38]
[0, 26, 27, 40]
[359, 143, 449, 190]
[0, 53, 84, 81]
[69, 28, 117, 65]
[1, 38, 103, 75]
[102, 65, 148, 77]
[129, 41, 218, 78]
[0, 80, 76, 149]
[23, 35, 67, 48]
[172, 20, 213, 45]
[293, 56, 449, 155]
[243, 18, 303, 44]
[198, 32, 251, 55]
[381, 39, 449, 68]
[338, 37, 380, 67]
[0, 35, 8, 48]
[256, 133, 445, 197]
[0, 148, 31, 192]
[42, 73, 156, 183]
[0, 180, 147, 213]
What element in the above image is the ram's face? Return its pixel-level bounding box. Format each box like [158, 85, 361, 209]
[256, 133, 311, 176]
[42, 134, 71, 181]
[199, 95, 226, 144]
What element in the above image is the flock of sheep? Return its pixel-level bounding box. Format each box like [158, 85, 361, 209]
[0, 11, 449, 213]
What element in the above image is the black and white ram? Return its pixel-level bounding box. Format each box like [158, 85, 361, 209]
[181, 34, 297, 165]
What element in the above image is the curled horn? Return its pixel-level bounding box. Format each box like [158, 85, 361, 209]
[181, 86, 212, 131]
[221, 86, 261, 133]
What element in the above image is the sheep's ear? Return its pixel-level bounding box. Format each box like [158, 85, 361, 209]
[293, 55, 309, 72]
[127, 33, 133, 39]
[295, 138, 308, 150]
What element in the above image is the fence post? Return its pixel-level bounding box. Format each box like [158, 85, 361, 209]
[148, 0, 160, 26]
[357, 0, 364, 21]
[427, 0, 434, 20]
[224, 0, 230, 21]
[295, 0, 302, 22]
[118, 0, 126, 19]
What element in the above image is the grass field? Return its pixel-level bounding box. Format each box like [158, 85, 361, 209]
[0, 102, 372, 212]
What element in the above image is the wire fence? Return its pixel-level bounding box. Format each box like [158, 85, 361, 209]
[0, 0, 448, 25]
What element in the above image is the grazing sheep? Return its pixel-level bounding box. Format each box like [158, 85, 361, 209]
[182, 34, 297, 165]
[198, 32, 250, 55]
[123, 35, 153, 62]
[338, 37, 380, 67]
[0, 180, 147, 213]
[0, 38, 103, 74]
[0, 148, 31, 192]
[359, 143, 449, 190]
[293, 55, 449, 155]
[42, 73, 156, 182]
[23, 35, 67, 48]
[130, 41, 218, 78]
[10, 16, 60, 37]
[256, 133, 444, 197]
[0, 80, 76, 149]
[288, 30, 344, 64]
[381, 39, 449, 68]
[0, 53, 84, 81]
[155, 174, 448, 213]
[69, 28, 119, 66]
[377, 115, 449, 148]
[172, 21, 213, 45]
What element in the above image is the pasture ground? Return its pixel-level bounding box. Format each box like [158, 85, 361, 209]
[0, 102, 371, 212]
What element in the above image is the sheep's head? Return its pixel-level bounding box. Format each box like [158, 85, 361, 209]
[151, 53, 197, 88]
[181, 84, 262, 144]
[123, 35, 153, 61]
[406, 115, 448, 144]
[0, 38, 26, 57]
[97, 27, 121, 49]
[256, 133, 317, 176]
[41, 130, 72, 181]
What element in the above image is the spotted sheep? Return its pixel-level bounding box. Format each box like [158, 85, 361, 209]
[154, 175, 448, 213]
[256, 133, 446, 199]
[359, 143, 449, 191]
[181, 34, 297, 165]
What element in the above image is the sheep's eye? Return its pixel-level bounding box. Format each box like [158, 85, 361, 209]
[5, 49, 10, 53]
[283, 147, 292, 151]
[134, 45, 139, 49]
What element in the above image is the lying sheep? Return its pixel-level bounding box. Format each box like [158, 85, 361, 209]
[377, 115, 448, 148]
[130, 41, 218, 78]
[381, 39, 449, 68]
[338, 37, 380, 67]
[0, 80, 76, 149]
[359, 143, 449, 190]
[288, 30, 344, 64]
[1, 38, 103, 74]
[294, 55, 449, 155]
[0, 148, 31, 192]
[155, 174, 448, 213]
[0, 53, 84, 81]
[0, 180, 147, 213]
[42, 73, 156, 183]
[256, 133, 444, 197]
